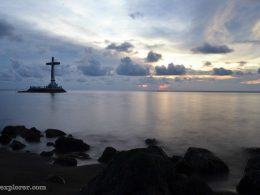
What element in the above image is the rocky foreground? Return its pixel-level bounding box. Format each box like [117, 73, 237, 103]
[0, 125, 259, 195]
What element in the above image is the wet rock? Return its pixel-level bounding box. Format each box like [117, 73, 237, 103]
[65, 152, 90, 160]
[169, 174, 214, 195]
[98, 147, 117, 163]
[0, 134, 12, 145]
[82, 147, 175, 195]
[54, 137, 90, 153]
[2, 125, 28, 138]
[245, 156, 260, 173]
[40, 151, 54, 158]
[54, 157, 77, 167]
[174, 159, 193, 176]
[22, 127, 42, 142]
[244, 147, 260, 156]
[171, 155, 183, 164]
[47, 142, 55, 147]
[237, 170, 260, 195]
[46, 175, 66, 184]
[145, 138, 158, 146]
[10, 140, 26, 151]
[184, 147, 229, 177]
[45, 129, 66, 138]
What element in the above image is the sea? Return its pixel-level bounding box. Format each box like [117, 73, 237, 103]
[0, 90, 260, 191]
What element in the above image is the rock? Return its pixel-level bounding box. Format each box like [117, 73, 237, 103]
[168, 174, 214, 195]
[0, 134, 12, 145]
[237, 170, 260, 195]
[145, 138, 158, 146]
[54, 157, 77, 167]
[171, 155, 183, 164]
[54, 137, 90, 153]
[147, 145, 169, 158]
[244, 147, 260, 156]
[22, 128, 42, 142]
[40, 151, 54, 158]
[45, 129, 66, 138]
[81, 147, 175, 195]
[46, 175, 66, 184]
[65, 152, 90, 160]
[175, 159, 193, 176]
[184, 147, 229, 177]
[245, 156, 260, 173]
[47, 142, 55, 147]
[98, 147, 117, 163]
[9, 140, 26, 151]
[2, 125, 28, 138]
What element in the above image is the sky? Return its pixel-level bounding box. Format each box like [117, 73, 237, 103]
[0, 0, 260, 91]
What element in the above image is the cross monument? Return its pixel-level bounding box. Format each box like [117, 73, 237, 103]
[46, 57, 60, 88]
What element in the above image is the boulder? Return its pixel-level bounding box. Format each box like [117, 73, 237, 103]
[145, 138, 158, 146]
[1, 125, 28, 138]
[22, 127, 42, 142]
[245, 156, 260, 173]
[98, 147, 117, 163]
[9, 140, 26, 151]
[54, 137, 90, 153]
[40, 151, 54, 158]
[237, 170, 260, 195]
[174, 159, 193, 176]
[65, 152, 90, 160]
[47, 142, 55, 147]
[46, 175, 66, 184]
[0, 134, 12, 145]
[54, 157, 77, 167]
[168, 174, 214, 195]
[81, 147, 176, 195]
[184, 147, 229, 177]
[45, 129, 66, 138]
[214, 191, 238, 195]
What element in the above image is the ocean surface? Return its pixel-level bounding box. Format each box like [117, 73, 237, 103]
[0, 90, 260, 191]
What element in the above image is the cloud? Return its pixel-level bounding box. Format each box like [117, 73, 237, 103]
[106, 42, 134, 53]
[192, 43, 233, 54]
[0, 19, 22, 41]
[204, 61, 212, 67]
[258, 68, 260, 74]
[129, 12, 144, 20]
[116, 57, 149, 76]
[146, 51, 162, 62]
[238, 61, 247, 66]
[155, 63, 186, 75]
[78, 59, 110, 76]
[213, 67, 233, 75]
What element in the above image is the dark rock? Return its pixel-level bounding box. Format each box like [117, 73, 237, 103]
[98, 147, 117, 163]
[168, 174, 214, 195]
[237, 170, 260, 195]
[45, 129, 66, 138]
[47, 142, 55, 147]
[54, 137, 90, 153]
[175, 159, 193, 176]
[10, 140, 26, 151]
[54, 157, 77, 167]
[244, 147, 260, 156]
[245, 156, 260, 173]
[184, 147, 229, 177]
[171, 155, 183, 164]
[145, 138, 158, 146]
[0, 134, 12, 145]
[46, 175, 66, 184]
[147, 145, 169, 158]
[40, 151, 54, 158]
[82, 147, 175, 195]
[22, 128, 42, 142]
[65, 152, 91, 160]
[2, 125, 28, 138]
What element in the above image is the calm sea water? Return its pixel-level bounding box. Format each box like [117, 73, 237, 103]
[0, 90, 260, 190]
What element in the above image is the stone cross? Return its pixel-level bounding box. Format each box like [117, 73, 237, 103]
[46, 57, 60, 83]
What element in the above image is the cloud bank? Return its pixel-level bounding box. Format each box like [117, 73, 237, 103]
[155, 63, 186, 75]
[106, 42, 134, 53]
[192, 43, 233, 54]
[213, 67, 233, 75]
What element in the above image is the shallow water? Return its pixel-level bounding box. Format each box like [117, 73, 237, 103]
[0, 90, 260, 191]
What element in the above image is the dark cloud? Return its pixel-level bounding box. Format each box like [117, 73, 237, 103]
[129, 12, 144, 19]
[204, 61, 212, 67]
[116, 57, 149, 76]
[192, 43, 233, 54]
[146, 51, 162, 62]
[0, 19, 22, 41]
[155, 63, 186, 75]
[78, 59, 109, 76]
[238, 61, 247, 66]
[106, 42, 134, 53]
[258, 68, 260, 74]
[213, 67, 233, 75]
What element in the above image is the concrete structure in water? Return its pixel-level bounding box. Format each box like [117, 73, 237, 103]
[18, 57, 66, 93]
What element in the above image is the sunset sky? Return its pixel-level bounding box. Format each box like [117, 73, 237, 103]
[0, 0, 260, 91]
